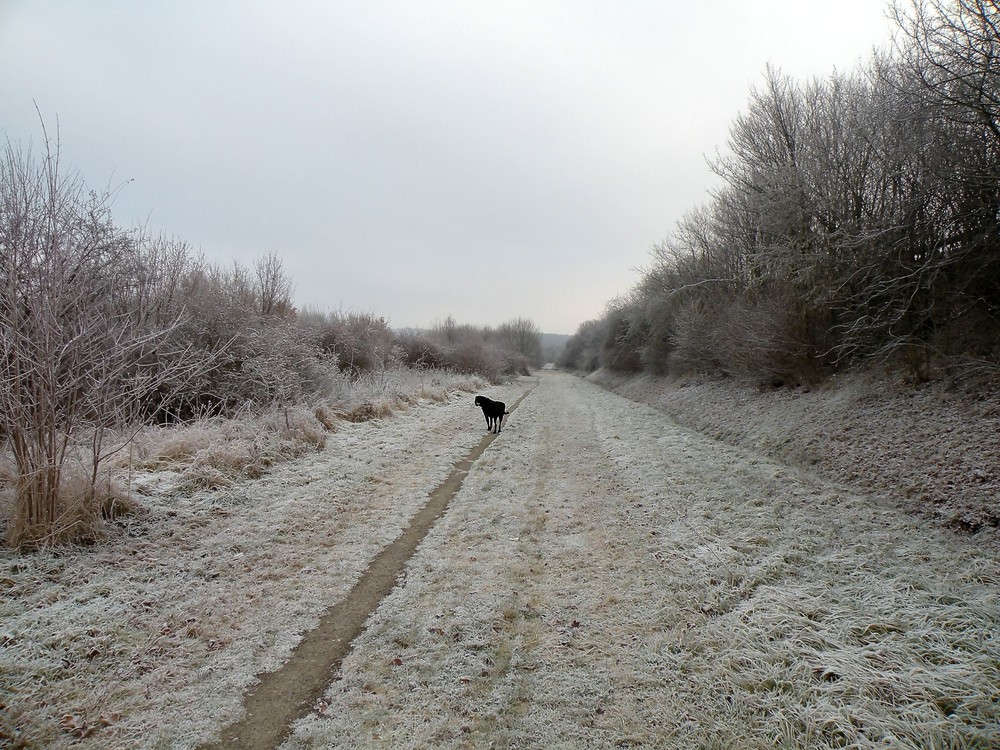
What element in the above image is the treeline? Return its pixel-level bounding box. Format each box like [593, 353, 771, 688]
[0, 136, 540, 546]
[562, 0, 1000, 386]
[135, 254, 543, 421]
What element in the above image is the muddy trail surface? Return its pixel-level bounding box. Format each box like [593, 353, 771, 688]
[5, 372, 999, 749]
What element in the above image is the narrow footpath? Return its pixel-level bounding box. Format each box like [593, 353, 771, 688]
[270, 372, 1000, 748]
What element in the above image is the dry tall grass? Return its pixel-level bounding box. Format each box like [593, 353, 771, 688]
[0, 459, 139, 547]
[126, 368, 482, 491]
[0, 368, 484, 543]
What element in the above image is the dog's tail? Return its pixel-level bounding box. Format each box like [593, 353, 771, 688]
[504, 410, 510, 415]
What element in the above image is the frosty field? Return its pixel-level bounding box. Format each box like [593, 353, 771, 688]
[2, 371, 998, 749]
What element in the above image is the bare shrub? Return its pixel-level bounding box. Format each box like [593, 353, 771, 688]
[667, 298, 727, 376]
[309, 312, 397, 374]
[560, 319, 606, 372]
[394, 331, 445, 369]
[159, 261, 326, 419]
[0, 133, 204, 547]
[498, 317, 542, 368]
[443, 339, 507, 382]
[708, 296, 830, 385]
[638, 300, 676, 375]
[426, 316, 539, 381]
[600, 302, 647, 373]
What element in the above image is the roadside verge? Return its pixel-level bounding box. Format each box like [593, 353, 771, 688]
[586, 368, 1000, 545]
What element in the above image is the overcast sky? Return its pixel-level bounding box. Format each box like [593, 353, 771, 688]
[0, 1, 895, 334]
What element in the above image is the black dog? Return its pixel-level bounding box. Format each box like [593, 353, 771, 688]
[475, 395, 509, 433]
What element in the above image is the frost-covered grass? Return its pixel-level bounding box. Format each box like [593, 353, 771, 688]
[590, 368, 1000, 539]
[0, 371, 499, 750]
[284, 373, 1000, 749]
[3, 371, 999, 749]
[125, 368, 482, 491]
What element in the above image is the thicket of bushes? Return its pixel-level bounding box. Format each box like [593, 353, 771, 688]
[0, 136, 540, 547]
[562, 0, 1000, 386]
[397, 316, 542, 382]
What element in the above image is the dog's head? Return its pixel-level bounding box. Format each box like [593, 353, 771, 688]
[474, 395, 486, 407]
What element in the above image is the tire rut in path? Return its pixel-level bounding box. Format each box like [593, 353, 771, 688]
[203, 384, 537, 750]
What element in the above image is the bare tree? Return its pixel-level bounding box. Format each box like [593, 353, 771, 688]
[254, 251, 294, 317]
[884, 0, 1000, 374]
[895, 0, 1000, 142]
[0, 133, 200, 547]
[499, 317, 542, 368]
[574, 2, 999, 384]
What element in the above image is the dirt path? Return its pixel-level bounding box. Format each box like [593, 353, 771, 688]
[278, 372, 999, 749]
[205, 385, 539, 750]
[2, 382, 529, 750]
[4, 372, 999, 749]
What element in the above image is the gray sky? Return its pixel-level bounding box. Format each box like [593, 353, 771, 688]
[0, 1, 895, 334]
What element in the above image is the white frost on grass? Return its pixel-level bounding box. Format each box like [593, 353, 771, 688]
[0, 377, 504, 750]
[284, 372, 1000, 749]
[593, 369, 1000, 538]
[5, 370, 998, 749]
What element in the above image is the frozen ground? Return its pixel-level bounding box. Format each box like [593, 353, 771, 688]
[1, 382, 516, 749]
[3, 371, 999, 749]
[590, 369, 1000, 542]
